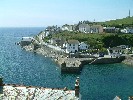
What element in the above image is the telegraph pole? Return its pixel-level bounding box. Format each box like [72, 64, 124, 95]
[129, 9, 130, 17]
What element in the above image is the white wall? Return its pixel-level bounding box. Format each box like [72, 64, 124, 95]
[121, 29, 133, 33]
[79, 25, 90, 33]
[65, 43, 78, 53]
[79, 43, 88, 50]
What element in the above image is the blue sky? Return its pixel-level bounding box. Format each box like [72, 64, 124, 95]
[0, 0, 133, 27]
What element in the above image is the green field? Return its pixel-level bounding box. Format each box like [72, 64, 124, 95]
[99, 16, 133, 27]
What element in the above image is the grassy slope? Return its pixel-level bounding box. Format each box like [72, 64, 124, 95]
[51, 31, 133, 48]
[99, 16, 133, 26]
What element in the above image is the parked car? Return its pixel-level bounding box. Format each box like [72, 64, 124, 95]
[99, 53, 104, 57]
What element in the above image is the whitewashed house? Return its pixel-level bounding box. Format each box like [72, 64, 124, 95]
[103, 27, 116, 33]
[107, 47, 123, 57]
[44, 26, 59, 37]
[91, 25, 103, 33]
[117, 45, 131, 54]
[20, 37, 34, 46]
[38, 31, 45, 39]
[121, 27, 133, 33]
[62, 24, 73, 31]
[117, 45, 129, 49]
[45, 29, 50, 37]
[50, 38, 60, 46]
[45, 26, 54, 37]
[79, 42, 89, 50]
[50, 38, 65, 47]
[79, 24, 91, 33]
[41, 31, 45, 39]
[63, 40, 79, 53]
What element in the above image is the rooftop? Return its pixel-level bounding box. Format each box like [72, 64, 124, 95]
[22, 37, 34, 42]
[0, 84, 79, 100]
[79, 23, 90, 28]
[108, 47, 123, 50]
[67, 40, 79, 44]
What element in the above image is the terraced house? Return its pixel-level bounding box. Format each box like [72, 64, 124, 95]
[79, 23, 103, 33]
[63, 40, 79, 53]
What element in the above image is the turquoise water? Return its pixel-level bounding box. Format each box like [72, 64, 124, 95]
[0, 28, 133, 100]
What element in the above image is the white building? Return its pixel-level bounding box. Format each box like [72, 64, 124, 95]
[62, 24, 73, 31]
[38, 31, 45, 39]
[45, 29, 50, 37]
[79, 24, 91, 33]
[117, 45, 129, 49]
[107, 47, 123, 57]
[91, 25, 103, 33]
[20, 37, 34, 46]
[79, 24, 103, 33]
[79, 42, 89, 50]
[22, 37, 34, 41]
[44, 26, 59, 37]
[121, 27, 133, 33]
[63, 40, 79, 53]
[103, 27, 116, 33]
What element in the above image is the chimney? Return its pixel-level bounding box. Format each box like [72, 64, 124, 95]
[129, 96, 133, 100]
[0, 77, 3, 86]
[75, 77, 79, 97]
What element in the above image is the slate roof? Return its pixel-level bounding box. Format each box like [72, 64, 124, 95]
[108, 47, 123, 50]
[91, 25, 102, 28]
[0, 85, 79, 100]
[22, 37, 34, 42]
[67, 40, 79, 44]
[79, 23, 90, 28]
[103, 27, 115, 29]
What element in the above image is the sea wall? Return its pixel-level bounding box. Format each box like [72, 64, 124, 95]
[57, 57, 126, 73]
[91, 56, 125, 64]
[21, 42, 126, 73]
[0, 77, 3, 86]
[57, 58, 94, 73]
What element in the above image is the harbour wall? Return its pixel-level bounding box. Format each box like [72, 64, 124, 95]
[90, 56, 125, 64]
[57, 56, 125, 73]
[20, 42, 126, 73]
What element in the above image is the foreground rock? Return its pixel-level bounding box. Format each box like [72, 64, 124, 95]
[122, 55, 133, 66]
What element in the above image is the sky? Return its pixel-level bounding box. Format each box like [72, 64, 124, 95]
[0, 0, 133, 27]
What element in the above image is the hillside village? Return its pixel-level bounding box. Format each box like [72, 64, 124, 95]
[29, 17, 133, 58]
[15, 16, 133, 80]
[19, 17, 133, 59]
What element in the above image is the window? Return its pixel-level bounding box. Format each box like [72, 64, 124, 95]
[73, 47, 75, 49]
[69, 44, 71, 46]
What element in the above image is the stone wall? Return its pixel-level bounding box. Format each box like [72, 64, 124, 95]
[91, 56, 125, 64]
